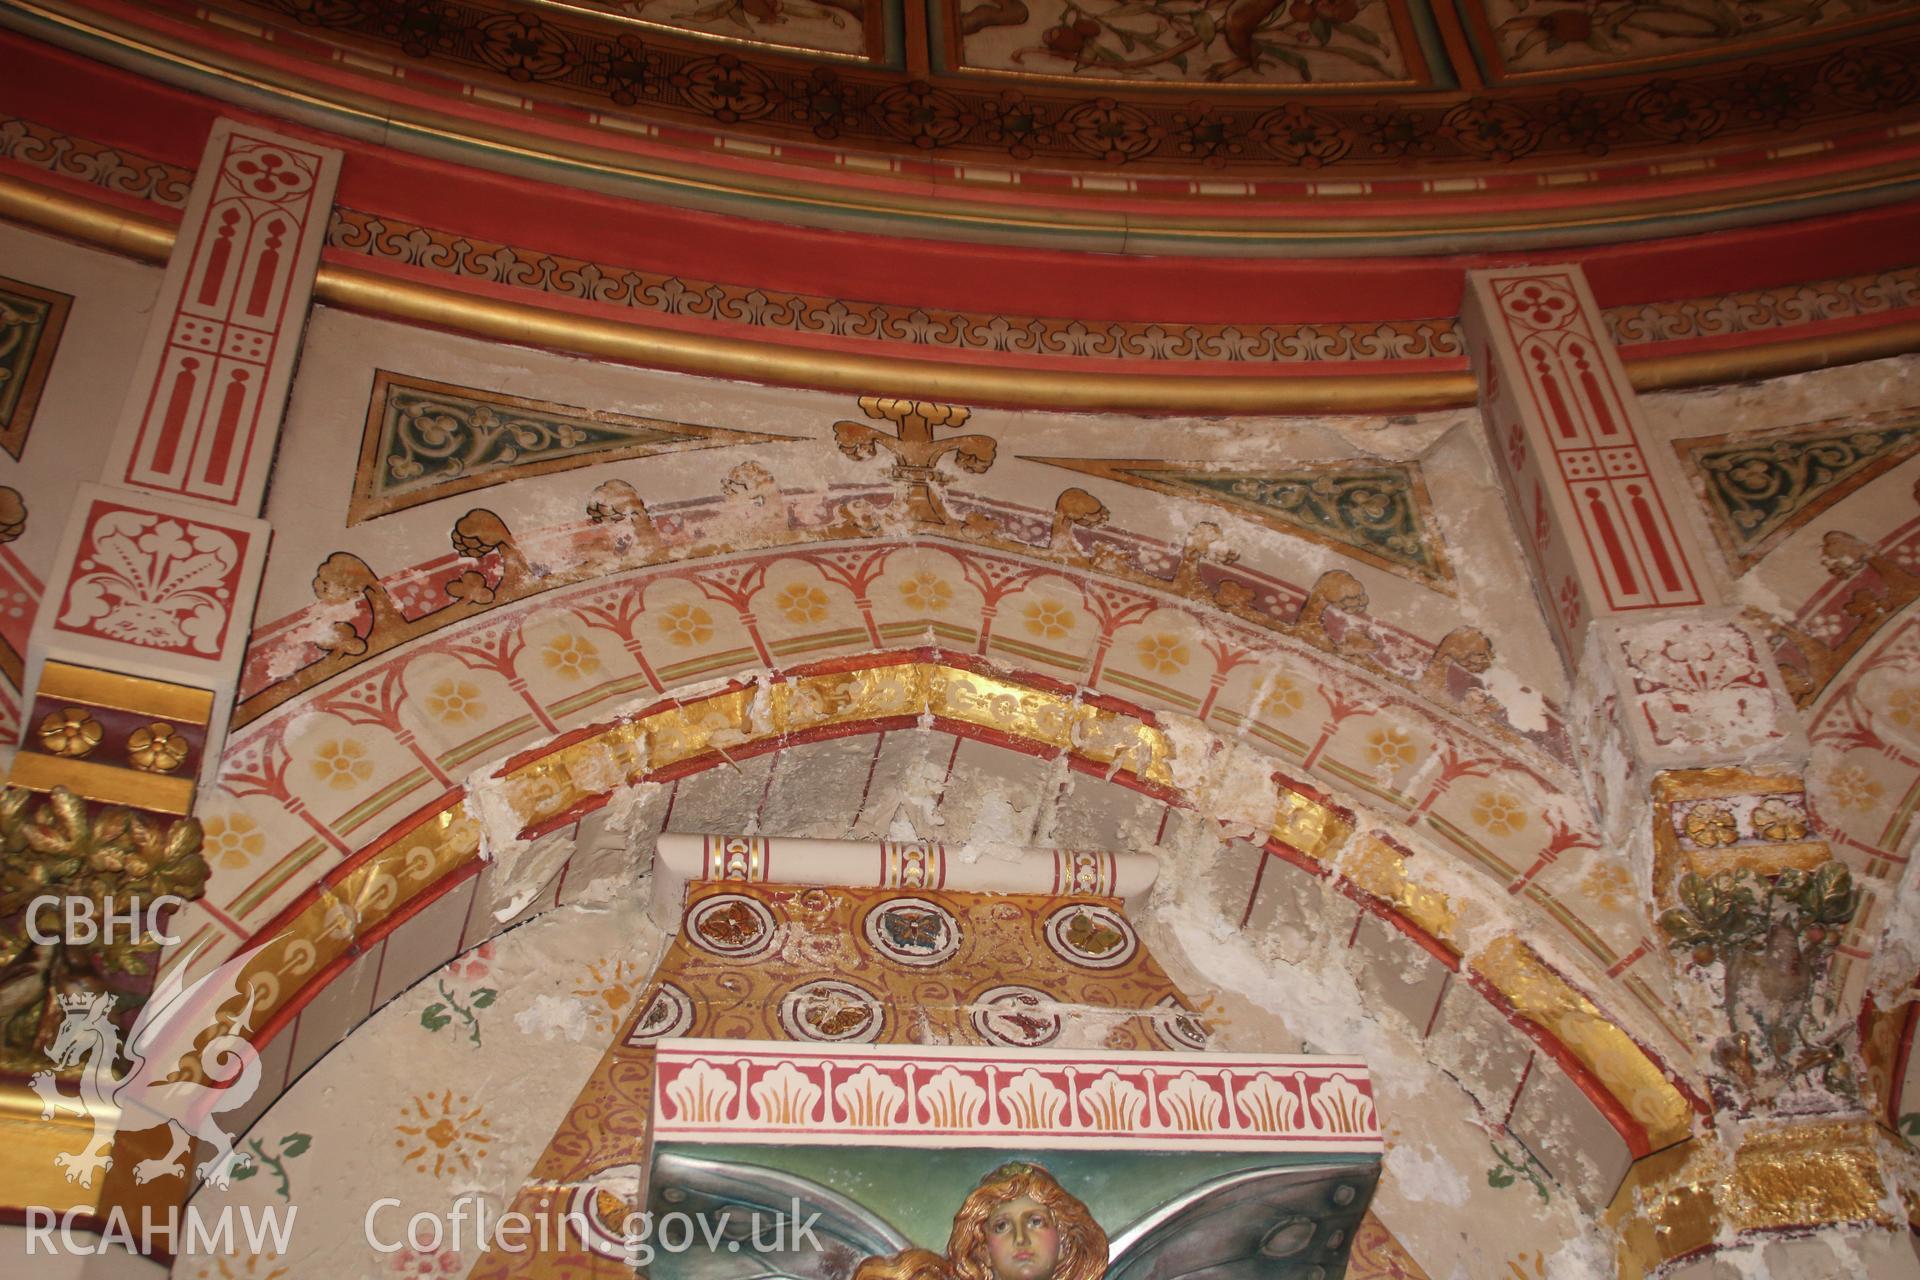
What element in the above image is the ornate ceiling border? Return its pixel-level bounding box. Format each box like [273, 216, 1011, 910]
[5, 166, 1920, 410]
[6, 0, 1920, 253]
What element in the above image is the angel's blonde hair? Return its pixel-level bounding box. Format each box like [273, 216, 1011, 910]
[945, 1164, 1106, 1280]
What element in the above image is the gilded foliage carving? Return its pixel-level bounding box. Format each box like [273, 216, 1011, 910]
[0, 786, 208, 1070]
[1659, 861, 1860, 1107]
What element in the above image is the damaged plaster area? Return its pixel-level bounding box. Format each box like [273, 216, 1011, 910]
[184, 696, 1649, 1278]
[1139, 808, 1606, 1279]
[185, 893, 669, 1279]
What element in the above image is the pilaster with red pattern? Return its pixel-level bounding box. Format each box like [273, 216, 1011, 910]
[105, 123, 340, 512]
[1464, 266, 1718, 669]
[14, 120, 338, 806]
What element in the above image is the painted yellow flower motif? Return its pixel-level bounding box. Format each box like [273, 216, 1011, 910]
[1682, 803, 1738, 849]
[542, 633, 601, 681]
[1261, 675, 1306, 718]
[1136, 633, 1190, 675]
[1471, 790, 1527, 837]
[127, 722, 188, 773]
[658, 602, 714, 647]
[38, 707, 102, 758]
[203, 813, 265, 871]
[312, 739, 373, 790]
[898, 572, 953, 612]
[1824, 764, 1884, 812]
[426, 678, 484, 723]
[190, 1257, 291, 1280]
[393, 1089, 493, 1178]
[574, 958, 649, 1034]
[1364, 726, 1415, 769]
[1023, 599, 1076, 640]
[1890, 685, 1920, 728]
[1749, 797, 1808, 843]
[1503, 1251, 1547, 1280]
[775, 582, 830, 625]
[1580, 862, 1633, 913]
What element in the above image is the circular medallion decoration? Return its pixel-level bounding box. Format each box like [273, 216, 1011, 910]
[1496, 277, 1579, 332]
[687, 894, 777, 958]
[970, 984, 1062, 1048]
[625, 982, 694, 1045]
[779, 979, 886, 1043]
[1045, 904, 1138, 969]
[863, 896, 962, 967]
[1152, 995, 1211, 1051]
[568, 1164, 644, 1260]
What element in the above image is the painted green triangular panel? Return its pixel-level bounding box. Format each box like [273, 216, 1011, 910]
[1678, 413, 1920, 572]
[375, 386, 698, 495]
[351, 371, 794, 522]
[1125, 465, 1446, 580]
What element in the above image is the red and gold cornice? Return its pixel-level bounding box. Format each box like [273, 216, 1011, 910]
[5, 0, 1920, 255]
[3, 30, 1919, 411]
[6, 159, 1918, 412]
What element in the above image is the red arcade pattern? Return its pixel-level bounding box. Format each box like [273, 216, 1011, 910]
[118, 127, 334, 509]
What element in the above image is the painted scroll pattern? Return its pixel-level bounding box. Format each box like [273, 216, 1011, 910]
[1675, 410, 1920, 573]
[0, 275, 71, 460]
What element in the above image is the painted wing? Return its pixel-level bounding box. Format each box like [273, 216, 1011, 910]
[1104, 1162, 1381, 1280]
[124, 937, 261, 1075]
[647, 1150, 912, 1280]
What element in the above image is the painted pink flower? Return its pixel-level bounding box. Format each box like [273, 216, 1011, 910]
[447, 942, 493, 983]
[388, 1248, 462, 1278]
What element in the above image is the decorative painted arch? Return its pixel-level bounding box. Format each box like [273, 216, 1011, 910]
[191, 649, 1701, 1216]
[194, 519, 1675, 1039]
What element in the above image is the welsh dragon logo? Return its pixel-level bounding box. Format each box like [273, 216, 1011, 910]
[31, 941, 263, 1190]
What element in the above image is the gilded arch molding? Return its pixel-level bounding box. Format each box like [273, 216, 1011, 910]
[201, 652, 1697, 1175]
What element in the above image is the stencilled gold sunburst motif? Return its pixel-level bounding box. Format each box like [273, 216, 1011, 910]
[392, 1089, 494, 1178]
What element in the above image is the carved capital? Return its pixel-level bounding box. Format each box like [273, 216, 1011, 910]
[1650, 768, 1860, 1114]
[1608, 1120, 1902, 1277]
[0, 785, 207, 1075]
[1573, 612, 1807, 845]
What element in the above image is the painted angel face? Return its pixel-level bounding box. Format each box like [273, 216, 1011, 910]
[985, 1193, 1059, 1280]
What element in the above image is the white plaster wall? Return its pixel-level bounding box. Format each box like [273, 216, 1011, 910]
[0, 223, 163, 579]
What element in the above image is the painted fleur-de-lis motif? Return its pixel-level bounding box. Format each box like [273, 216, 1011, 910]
[831, 396, 995, 527]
